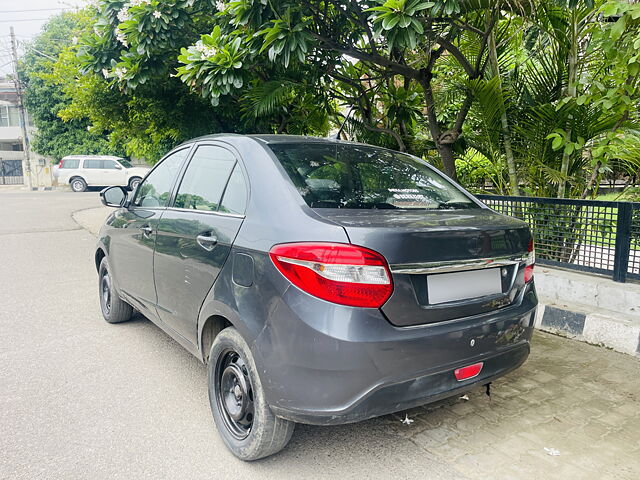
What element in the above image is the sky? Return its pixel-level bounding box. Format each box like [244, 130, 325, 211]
[0, 0, 87, 75]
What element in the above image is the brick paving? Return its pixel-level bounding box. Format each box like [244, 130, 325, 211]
[383, 331, 640, 479]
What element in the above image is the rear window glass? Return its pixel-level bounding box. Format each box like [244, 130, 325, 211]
[267, 143, 478, 210]
[219, 164, 248, 215]
[84, 159, 102, 169]
[60, 159, 80, 169]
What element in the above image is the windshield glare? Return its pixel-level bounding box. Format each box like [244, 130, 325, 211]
[118, 159, 132, 168]
[268, 143, 477, 210]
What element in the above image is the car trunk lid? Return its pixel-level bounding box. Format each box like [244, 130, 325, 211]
[313, 208, 532, 327]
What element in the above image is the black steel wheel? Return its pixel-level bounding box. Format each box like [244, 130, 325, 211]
[98, 258, 134, 324]
[101, 271, 112, 316]
[208, 327, 294, 460]
[215, 350, 255, 440]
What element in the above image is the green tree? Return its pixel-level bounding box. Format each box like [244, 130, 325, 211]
[20, 11, 120, 162]
[175, 0, 531, 180]
[68, 0, 331, 161]
[459, 0, 640, 198]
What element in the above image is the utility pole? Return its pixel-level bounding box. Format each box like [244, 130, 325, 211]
[10, 26, 33, 190]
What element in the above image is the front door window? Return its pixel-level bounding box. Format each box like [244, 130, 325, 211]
[134, 149, 189, 208]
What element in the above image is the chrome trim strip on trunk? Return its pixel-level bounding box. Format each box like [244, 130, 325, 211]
[389, 254, 527, 275]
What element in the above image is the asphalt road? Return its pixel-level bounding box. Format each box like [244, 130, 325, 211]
[0, 190, 460, 479]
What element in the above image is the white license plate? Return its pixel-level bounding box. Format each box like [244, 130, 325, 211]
[427, 268, 502, 304]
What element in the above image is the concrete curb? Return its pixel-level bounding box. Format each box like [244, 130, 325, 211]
[0, 185, 70, 191]
[534, 266, 640, 358]
[71, 206, 111, 237]
[534, 302, 640, 357]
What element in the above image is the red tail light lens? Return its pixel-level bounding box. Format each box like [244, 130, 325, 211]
[454, 362, 483, 381]
[58, 160, 64, 169]
[524, 239, 535, 283]
[269, 242, 393, 308]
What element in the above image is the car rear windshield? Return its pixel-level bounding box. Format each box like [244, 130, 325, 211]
[267, 143, 478, 210]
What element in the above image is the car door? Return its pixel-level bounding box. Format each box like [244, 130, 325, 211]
[108, 147, 191, 315]
[82, 159, 102, 185]
[153, 143, 248, 344]
[101, 159, 126, 186]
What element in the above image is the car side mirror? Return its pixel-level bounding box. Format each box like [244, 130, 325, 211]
[114, 164, 123, 170]
[100, 186, 128, 208]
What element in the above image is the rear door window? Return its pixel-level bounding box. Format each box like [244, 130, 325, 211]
[174, 145, 236, 212]
[268, 143, 477, 210]
[83, 159, 102, 169]
[219, 164, 247, 215]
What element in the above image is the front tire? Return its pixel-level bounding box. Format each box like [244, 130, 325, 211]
[128, 176, 142, 191]
[208, 327, 294, 461]
[98, 258, 134, 324]
[70, 177, 87, 192]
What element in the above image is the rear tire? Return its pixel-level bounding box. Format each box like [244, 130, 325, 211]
[128, 176, 142, 191]
[70, 177, 87, 193]
[98, 258, 134, 324]
[208, 327, 294, 461]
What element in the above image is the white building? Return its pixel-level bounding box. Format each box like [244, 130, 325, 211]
[0, 77, 51, 187]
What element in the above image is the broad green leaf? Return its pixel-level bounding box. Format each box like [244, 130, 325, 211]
[382, 15, 400, 30]
[564, 143, 574, 155]
[610, 16, 626, 41]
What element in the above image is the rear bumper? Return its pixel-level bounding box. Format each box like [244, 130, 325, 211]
[252, 279, 537, 426]
[270, 342, 529, 425]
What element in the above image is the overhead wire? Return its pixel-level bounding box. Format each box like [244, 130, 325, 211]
[0, 8, 71, 13]
[0, 18, 53, 23]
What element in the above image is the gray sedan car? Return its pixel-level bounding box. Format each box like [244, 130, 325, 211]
[96, 134, 537, 460]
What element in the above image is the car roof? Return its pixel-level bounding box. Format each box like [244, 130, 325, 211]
[180, 133, 378, 148]
[62, 155, 123, 160]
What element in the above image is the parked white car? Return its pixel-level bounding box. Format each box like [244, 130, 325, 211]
[54, 155, 150, 192]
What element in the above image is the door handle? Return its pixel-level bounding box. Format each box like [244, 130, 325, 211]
[196, 233, 218, 251]
[140, 226, 153, 237]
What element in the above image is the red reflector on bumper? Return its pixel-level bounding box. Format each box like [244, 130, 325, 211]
[454, 362, 483, 381]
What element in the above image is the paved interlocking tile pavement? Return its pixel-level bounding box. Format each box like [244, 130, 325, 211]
[382, 331, 640, 479]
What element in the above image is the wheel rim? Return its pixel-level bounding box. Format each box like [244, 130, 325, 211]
[101, 271, 112, 315]
[215, 349, 254, 440]
[72, 180, 83, 191]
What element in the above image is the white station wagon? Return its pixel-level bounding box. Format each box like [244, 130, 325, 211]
[54, 155, 150, 192]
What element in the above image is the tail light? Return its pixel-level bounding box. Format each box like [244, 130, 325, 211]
[524, 239, 535, 283]
[269, 242, 393, 308]
[454, 362, 483, 381]
[58, 160, 64, 168]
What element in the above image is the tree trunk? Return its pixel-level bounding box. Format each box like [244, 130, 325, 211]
[488, 28, 519, 195]
[438, 143, 458, 181]
[558, 11, 578, 199]
[581, 160, 601, 199]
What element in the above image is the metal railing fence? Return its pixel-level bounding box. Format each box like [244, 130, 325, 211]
[477, 195, 640, 283]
